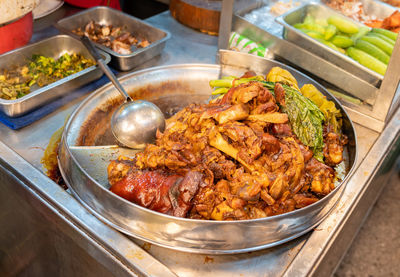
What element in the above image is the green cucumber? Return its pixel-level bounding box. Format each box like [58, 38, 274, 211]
[304, 30, 325, 40]
[371, 28, 398, 41]
[304, 14, 315, 25]
[295, 24, 324, 40]
[359, 35, 393, 55]
[351, 26, 370, 42]
[315, 18, 328, 27]
[294, 23, 305, 29]
[367, 33, 395, 45]
[331, 35, 354, 48]
[347, 47, 387, 75]
[324, 24, 337, 40]
[294, 22, 325, 35]
[327, 16, 359, 34]
[303, 22, 326, 35]
[354, 40, 390, 64]
[316, 38, 343, 52]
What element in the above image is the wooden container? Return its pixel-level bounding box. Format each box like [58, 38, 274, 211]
[170, 0, 222, 35]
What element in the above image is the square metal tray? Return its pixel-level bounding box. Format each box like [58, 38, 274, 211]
[375, 0, 400, 9]
[275, 3, 384, 87]
[56, 6, 170, 71]
[321, 0, 397, 19]
[0, 35, 111, 117]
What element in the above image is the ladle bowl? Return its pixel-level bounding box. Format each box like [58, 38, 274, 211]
[111, 100, 165, 148]
[81, 36, 165, 149]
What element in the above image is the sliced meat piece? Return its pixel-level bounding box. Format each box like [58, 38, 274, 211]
[219, 81, 264, 105]
[232, 81, 263, 104]
[323, 132, 344, 166]
[107, 157, 135, 186]
[269, 174, 289, 200]
[306, 158, 335, 195]
[261, 133, 280, 154]
[247, 112, 288, 124]
[239, 70, 257, 78]
[299, 144, 313, 163]
[101, 26, 110, 36]
[213, 104, 249, 124]
[116, 32, 130, 42]
[219, 121, 263, 160]
[293, 193, 319, 209]
[256, 86, 274, 104]
[110, 26, 122, 37]
[170, 171, 203, 217]
[274, 83, 286, 106]
[111, 40, 132, 55]
[272, 123, 293, 136]
[251, 102, 278, 114]
[138, 40, 150, 48]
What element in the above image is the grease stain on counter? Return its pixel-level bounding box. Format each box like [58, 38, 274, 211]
[142, 242, 152, 251]
[204, 256, 214, 264]
[126, 250, 145, 260]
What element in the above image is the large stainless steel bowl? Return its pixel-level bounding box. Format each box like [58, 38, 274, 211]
[58, 52, 357, 254]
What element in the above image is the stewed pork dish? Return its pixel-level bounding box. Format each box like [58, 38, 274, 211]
[107, 67, 348, 220]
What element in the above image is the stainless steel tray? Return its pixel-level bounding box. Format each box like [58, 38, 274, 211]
[56, 6, 170, 71]
[0, 35, 111, 117]
[375, 0, 400, 9]
[322, 0, 397, 19]
[58, 55, 357, 254]
[275, 3, 384, 87]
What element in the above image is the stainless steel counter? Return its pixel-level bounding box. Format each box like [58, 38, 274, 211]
[0, 8, 399, 277]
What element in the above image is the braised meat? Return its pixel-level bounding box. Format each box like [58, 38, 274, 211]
[108, 70, 347, 220]
[110, 169, 201, 217]
[72, 21, 150, 55]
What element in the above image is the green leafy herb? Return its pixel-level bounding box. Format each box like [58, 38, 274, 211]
[281, 84, 325, 161]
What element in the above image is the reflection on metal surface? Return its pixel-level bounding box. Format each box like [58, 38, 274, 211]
[33, 0, 64, 19]
[69, 145, 138, 186]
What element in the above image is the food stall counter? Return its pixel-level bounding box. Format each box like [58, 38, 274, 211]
[0, 5, 399, 277]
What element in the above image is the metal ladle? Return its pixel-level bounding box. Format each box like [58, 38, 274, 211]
[80, 36, 165, 149]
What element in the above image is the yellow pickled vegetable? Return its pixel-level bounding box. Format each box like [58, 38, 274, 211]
[266, 67, 300, 91]
[300, 84, 342, 133]
[327, 16, 359, 34]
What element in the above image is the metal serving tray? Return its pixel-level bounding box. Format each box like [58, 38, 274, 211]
[321, 0, 397, 19]
[58, 53, 357, 254]
[0, 35, 111, 117]
[56, 6, 170, 71]
[275, 3, 384, 87]
[376, 0, 400, 9]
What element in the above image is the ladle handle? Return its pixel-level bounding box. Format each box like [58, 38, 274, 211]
[80, 36, 133, 102]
